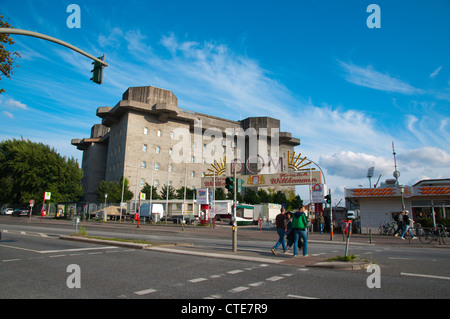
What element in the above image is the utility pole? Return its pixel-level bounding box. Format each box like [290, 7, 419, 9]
[232, 162, 237, 252]
[0, 28, 108, 82]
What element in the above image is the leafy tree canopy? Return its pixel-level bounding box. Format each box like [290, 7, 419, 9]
[96, 177, 133, 203]
[0, 15, 21, 94]
[0, 138, 83, 205]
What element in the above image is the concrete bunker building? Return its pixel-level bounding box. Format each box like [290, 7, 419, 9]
[72, 86, 300, 202]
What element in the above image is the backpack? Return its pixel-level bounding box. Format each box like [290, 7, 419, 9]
[291, 212, 307, 229]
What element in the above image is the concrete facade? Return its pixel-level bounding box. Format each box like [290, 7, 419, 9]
[72, 86, 300, 202]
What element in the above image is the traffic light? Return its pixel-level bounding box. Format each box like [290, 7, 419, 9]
[236, 178, 244, 193]
[225, 177, 234, 192]
[324, 194, 331, 204]
[90, 55, 105, 84]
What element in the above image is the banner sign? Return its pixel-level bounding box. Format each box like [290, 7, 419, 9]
[201, 171, 321, 188]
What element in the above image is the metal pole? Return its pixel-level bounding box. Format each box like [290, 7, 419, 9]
[0, 28, 108, 67]
[232, 162, 237, 252]
[329, 189, 333, 241]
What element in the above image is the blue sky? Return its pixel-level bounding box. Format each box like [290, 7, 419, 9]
[1, 0, 449, 203]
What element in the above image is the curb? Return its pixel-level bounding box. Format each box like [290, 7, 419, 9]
[59, 235, 370, 270]
[310, 261, 372, 270]
[59, 235, 192, 250]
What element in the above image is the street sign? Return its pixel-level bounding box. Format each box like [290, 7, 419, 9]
[44, 192, 51, 200]
[29, 199, 35, 207]
[312, 184, 326, 203]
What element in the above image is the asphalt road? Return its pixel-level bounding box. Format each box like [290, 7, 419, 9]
[1, 217, 450, 302]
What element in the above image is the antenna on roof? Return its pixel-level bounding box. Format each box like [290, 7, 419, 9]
[392, 141, 400, 186]
[367, 166, 374, 188]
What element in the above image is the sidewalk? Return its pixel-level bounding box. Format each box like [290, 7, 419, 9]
[3, 216, 448, 270]
[59, 223, 422, 270]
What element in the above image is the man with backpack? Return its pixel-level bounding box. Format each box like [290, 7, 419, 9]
[291, 206, 309, 257]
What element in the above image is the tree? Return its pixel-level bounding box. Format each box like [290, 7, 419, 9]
[95, 177, 133, 203]
[0, 138, 83, 204]
[141, 183, 160, 200]
[175, 186, 196, 200]
[160, 185, 176, 200]
[214, 188, 226, 200]
[243, 189, 261, 205]
[0, 16, 21, 94]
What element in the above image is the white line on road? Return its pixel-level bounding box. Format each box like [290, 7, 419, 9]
[39, 246, 118, 254]
[400, 272, 450, 281]
[189, 278, 208, 283]
[266, 276, 284, 282]
[227, 269, 243, 274]
[287, 294, 319, 299]
[134, 288, 157, 296]
[229, 286, 249, 293]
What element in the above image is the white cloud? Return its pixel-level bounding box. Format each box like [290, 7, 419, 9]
[319, 151, 392, 179]
[430, 66, 443, 78]
[0, 97, 28, 110]
[3, 111, 14, 119]
[398, 147, 450, 168]
[338, 61, 424, 95]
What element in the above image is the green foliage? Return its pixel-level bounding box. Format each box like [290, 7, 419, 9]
[141, 183, 160, 200]
[0, 138, 83, 204]
[242, 188, 303, 209]
[0, 15, 21, 94]
[96, 177, 133, 203]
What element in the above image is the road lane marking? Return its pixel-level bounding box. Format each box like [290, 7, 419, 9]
[189, 278, 208, 283]
[39, 246, 118, 254]
[288, 294, 319, 299]
[134, 288, 157, 296]
[229, 286, 249, 293]
[266, 276, 284, 282]
[227, 269, 243, 274]
[3, 259, 21, 262]
[401, 272, 450, 281]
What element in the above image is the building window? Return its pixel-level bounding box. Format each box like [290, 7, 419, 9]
[169, 148, 173, 155]
[144, 127, 148, 135]
[143, 144, 147, 152]
[168, 181, 172, 187]
[157, 130, 161, 137]
[156, 146, 160, 154]
[155, 163, 160, 170]
[170, 132, 174, 139]
[154, 180, 159, 188]
[140, 179, 145, 187]
[141, 161, 146, 168]
[191, 171, 195, 177]
[169, 164, 172, 172]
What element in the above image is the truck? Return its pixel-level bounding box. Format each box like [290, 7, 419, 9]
[139, 203, 164, 222]
[253, 203, 282, 225]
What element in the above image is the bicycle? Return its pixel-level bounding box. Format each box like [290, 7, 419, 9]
[418, 224, 449, 244]
[378, 222, 396, 236]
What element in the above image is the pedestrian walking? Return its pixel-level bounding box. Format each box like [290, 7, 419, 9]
[291, 206, 308, 257]
[318, 212, 325, 234]
[400, 210, 416, 239]
[285, 211, 295, 251]
[393, 211, 404, 237]
[271, 208, 288, 255]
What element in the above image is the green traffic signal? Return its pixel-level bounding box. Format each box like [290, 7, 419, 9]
[90, 55, 105, 84]
[225, 177, 234, 191]
[325, 194, 331, 204]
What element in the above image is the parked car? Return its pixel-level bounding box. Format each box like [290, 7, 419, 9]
[12, 209, 30, 217]
[1, 208, 14, 215]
